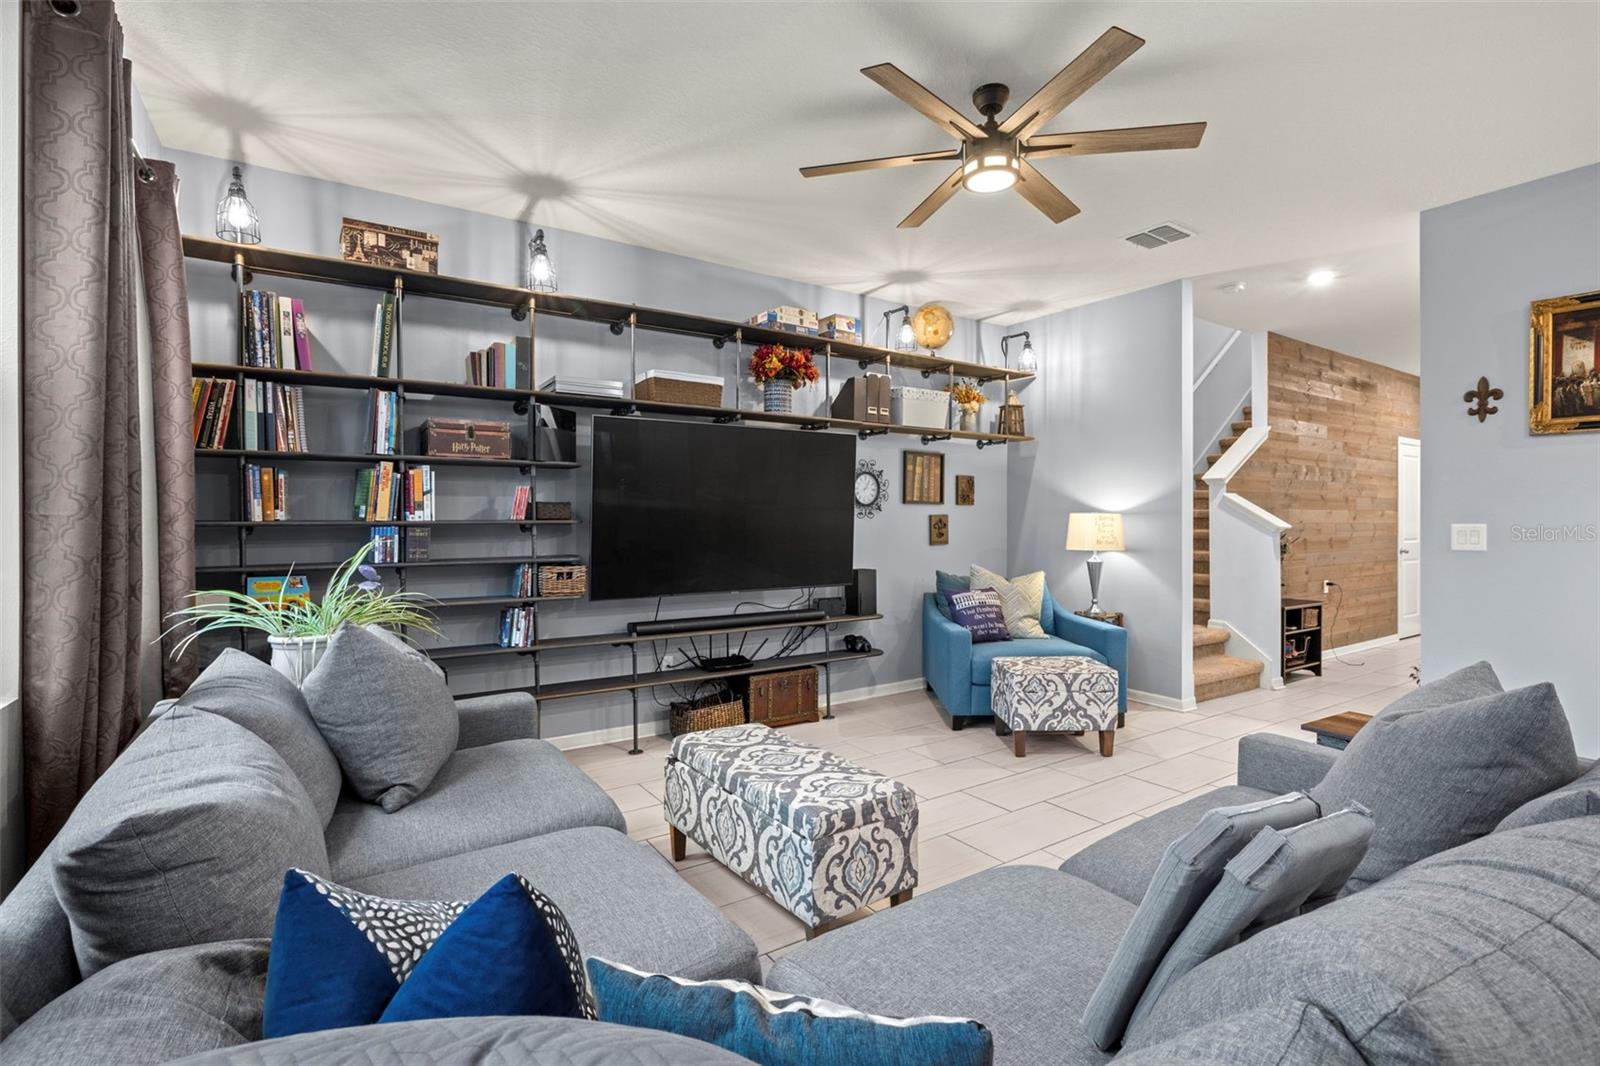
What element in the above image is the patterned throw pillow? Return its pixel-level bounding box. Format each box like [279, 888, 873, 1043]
[970, 565, 1047, 638]
[586, 958, 994, 1066]
[263, 869, 593, 1039]
[945, 588, 1012, 644]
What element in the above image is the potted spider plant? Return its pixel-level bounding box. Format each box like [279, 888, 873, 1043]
[164, 544, 439, 684]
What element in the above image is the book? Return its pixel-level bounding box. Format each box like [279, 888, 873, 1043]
[277, 298, 294, 371]
[369, 302, 384, 375]
[246, 574, 311, 606]
[405, 527, 431, 562]
[354, 468, 373, 519]
[376, 295, 396, 378]
[513, 337, 531, 392]
[291, 298, 311, 370]
[212, 380, 234, 448]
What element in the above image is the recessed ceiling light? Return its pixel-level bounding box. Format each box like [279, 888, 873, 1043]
[1306, 269, 1337, 287]
[1219, 281, 1246, 295]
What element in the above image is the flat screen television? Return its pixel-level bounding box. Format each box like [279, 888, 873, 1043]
[588, 417, 855, 600]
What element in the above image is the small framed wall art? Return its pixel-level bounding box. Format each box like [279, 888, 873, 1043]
[955, 475, 975, 506]
[929, 514, 949, 545]
[902, 450, 944, 504]
[1530, 289, 1600, 434]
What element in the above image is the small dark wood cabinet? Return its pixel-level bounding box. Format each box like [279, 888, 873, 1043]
[743, 667, 820, 728]
[1282, 598, 1323, 678]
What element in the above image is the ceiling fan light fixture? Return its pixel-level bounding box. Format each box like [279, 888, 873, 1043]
[961, 143, 1020, 193]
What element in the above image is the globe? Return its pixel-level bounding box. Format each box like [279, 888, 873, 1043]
[911, 303, 954, 350]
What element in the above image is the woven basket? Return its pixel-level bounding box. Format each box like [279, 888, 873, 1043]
[634, 376, 723, 408]
[669, 694, 746, 737]
[535, 500, 572, 520]
[538, 564, 588, 597]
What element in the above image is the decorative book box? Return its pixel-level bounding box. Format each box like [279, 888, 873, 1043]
[422, 418, 512, 460]
[664, 724, 919, 931]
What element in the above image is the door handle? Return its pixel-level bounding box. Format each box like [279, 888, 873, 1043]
[1399, 548, 1412, 555]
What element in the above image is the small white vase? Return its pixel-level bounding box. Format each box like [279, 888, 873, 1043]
[763, 379, 795, 414]
[959, 405, 980, 432]
[269, 634, 330, 686]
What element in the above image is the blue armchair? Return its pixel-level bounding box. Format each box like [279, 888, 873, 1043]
[922, 582, 1128, 730]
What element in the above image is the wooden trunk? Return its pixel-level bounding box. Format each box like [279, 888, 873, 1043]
[744, 666, 819, 728]
[422, 418, 512, 460]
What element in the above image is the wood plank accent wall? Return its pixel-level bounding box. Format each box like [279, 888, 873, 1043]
[1231, 334, 1420, 649]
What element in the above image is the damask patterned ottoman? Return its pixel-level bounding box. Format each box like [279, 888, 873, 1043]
[992, 655, 1120, 759]
[664, 724, 918, 936]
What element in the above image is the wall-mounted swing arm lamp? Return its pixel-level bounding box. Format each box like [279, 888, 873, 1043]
[1001, 330, 1036, 372]
[882, 305, 916, 351]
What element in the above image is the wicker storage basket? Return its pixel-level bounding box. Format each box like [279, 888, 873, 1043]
[538, 564, 588, 597]
[535, 500, 573, 521]
[669, 693, 746, 736]
[633, 372, 723, 408]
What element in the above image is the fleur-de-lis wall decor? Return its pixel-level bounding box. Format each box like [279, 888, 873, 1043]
[1464, 376, 1504, 422]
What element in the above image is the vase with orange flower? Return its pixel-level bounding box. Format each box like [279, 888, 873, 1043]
[750, 344, 820, 414]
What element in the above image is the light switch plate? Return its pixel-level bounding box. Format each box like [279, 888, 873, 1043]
[1451, 523, 1487, 551]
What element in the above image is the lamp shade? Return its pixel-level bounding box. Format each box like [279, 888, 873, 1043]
[1066, 512, 1125, 552]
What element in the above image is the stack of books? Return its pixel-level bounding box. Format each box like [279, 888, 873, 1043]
[508, 485, 531, 520]
[366, 391, 399, 455]
[243, 290, 313, 369]
[355, 461, 399, 521]
[193, 378, 236, 449]
[465, 339, 530, 389]
[511, 562, 538, 598]
[402, 465, 435, 521]
[369, 294, 398, 377]
[243, 382, 310, 452]
[538, 374, 625, 398]
[244, 464, 287, 521]
[369, 526, 401, 563]
[246, 575, 310, 606]
[498, 606, 537, 648]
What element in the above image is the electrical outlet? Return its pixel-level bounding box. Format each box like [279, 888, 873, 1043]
[661, 652, 678, 668]
[1322, 579, 1335, 594]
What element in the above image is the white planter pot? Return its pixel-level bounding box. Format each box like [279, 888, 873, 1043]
[269, 634, 330, 686]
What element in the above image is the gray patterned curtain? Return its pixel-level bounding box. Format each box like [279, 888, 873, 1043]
[20, 0, 143, 859]
[134, 160, 197, 698]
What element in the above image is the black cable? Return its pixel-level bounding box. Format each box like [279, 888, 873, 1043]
[1321, 581, 1365, 667]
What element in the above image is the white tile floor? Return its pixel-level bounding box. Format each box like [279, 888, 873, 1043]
[572, 638, 1421, 977]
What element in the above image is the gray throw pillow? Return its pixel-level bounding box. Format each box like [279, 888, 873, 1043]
[174, 648, 342, 825]
[301, 623, 459, 812]
[1496, 762, 1600, 831]
[1126, 805, 1375, 1033]
[1378, 659, 1501, 716]
[0, 939, 267, 1066]
[52, 709, 328, 977]
[1311, 681, 1578, 891]
[1080, 791, 1322, 1050]
[934, 570, 970, 619]
[362, 622, 445, 678]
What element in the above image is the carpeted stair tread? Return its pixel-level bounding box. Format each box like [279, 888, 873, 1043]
[1194, 653, 1264, 702]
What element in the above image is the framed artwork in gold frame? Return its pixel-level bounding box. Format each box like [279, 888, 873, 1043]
[1530, 290, 1600, 434]
[902, 450, 944, 504]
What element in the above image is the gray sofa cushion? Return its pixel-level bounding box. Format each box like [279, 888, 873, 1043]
[347, 826, 759, 984]
[0, 838, 78, 1038]
[1497, 761, 1600, 831]
[1235, 734, 1337, 794]
[0, 940, 268, 1066]
[166, 1015, 760, 1065]
[325, 738, 625, 881]
[767, 865, 1134, 1066]
[1113, 1002, 1364, 1066]
[1061, 785, 1275, 904]
[1381, 659, 1502, 714]
[301, 622, 459, 812]
[1310, 681, 1578, 891]
[362, 621, 445, 677]
[1124, 817, 1600, 1064]
[1080, 791, 1321, 1050]
[455, 691, 539, 749]
[1127, 804, 1374, 1033]
[174, 648, 342, 825]
[52, 708, 329, 976]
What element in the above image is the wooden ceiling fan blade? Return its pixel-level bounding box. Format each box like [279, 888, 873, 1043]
[999, 26, 1145, 139]
[800, 148, 961, 178]
[898, 167, 965, 228]
[861, 63, 985, 141]
[1014, 161, 1080, 224]
[1024, 122, 1207, 159]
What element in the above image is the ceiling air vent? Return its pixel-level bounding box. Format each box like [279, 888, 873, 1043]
[1125, 221, 1195, 249]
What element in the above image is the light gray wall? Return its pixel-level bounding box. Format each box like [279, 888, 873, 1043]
[165, 148, 1013, 739]
[1420, 163, 1600, 757]
[1192, 318, 1251, 471]
[1006, 281, 1195, 706]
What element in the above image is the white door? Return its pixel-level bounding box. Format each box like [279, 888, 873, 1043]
[1397, 437, 1421, 638]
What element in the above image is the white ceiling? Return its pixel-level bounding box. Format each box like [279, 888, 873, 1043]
[122, 2, 1599, 368]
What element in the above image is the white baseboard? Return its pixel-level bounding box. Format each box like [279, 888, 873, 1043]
[1130, 688, 1198, 712]
[1326, 633, 1401, 658]
[828, 676, 925, 706]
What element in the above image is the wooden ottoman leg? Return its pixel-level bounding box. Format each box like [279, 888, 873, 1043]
[669, 824, 687, 862]
[1013, 730, 1027, 758]
[1098, 730, 1115, 757]
[890, 888, 913, 907]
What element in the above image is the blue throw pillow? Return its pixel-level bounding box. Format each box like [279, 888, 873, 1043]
[263, 869, 592, 1038]
[586, 958, 993, 1066]
[945, 588, 1011, 644]
[934, 570, 970, 618]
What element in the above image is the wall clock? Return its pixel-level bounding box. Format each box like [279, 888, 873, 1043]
[854, 458, 886, 519]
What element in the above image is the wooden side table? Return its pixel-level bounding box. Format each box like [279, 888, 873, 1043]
[1075, 609, 1124, 627]
[1300, 711, 1371, 749]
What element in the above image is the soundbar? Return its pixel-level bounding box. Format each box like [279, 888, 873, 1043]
[628, 608, 827, 637]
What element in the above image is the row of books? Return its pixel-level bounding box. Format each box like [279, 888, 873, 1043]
[366, 391, 400, 455]
[243, 290, 313, 369]
[464, 339, 530, 390]
[193, 378, 236, 448]
[244, 465, 289, 522]
[354, 462, 435, 522]
[243, 382, 311, 452]
[498, 606, 538, 648]
[511, 562, 539, 598]
[368, 526, 402, 564]
[369, 294, 398, 377]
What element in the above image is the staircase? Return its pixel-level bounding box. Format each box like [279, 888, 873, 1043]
[1192, 407, 1264, 703]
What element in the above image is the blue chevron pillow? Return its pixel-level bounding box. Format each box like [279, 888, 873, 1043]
[263, 869, 593, 1038]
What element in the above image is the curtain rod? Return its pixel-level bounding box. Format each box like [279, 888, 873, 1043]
[130, 139, 155, 185]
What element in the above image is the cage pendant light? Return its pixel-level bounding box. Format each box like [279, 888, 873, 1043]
[215, 166, 261, 245]
[527, 229, 558, 292]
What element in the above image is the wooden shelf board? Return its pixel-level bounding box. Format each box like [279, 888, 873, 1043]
[196, 518, 572, 528]
[428, 594, 582, 610]
[429, 612, 884, 659]
[195, 554, 582, 575]
[197, 447, 578, 470]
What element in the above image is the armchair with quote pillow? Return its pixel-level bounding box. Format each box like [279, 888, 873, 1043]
[923, 567, 1127, 730]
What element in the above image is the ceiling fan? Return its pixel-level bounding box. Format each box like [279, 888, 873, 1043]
[800, 26, 1206, 228]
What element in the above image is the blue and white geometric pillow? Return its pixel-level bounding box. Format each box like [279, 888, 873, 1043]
[263, 868, 594, 1038]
